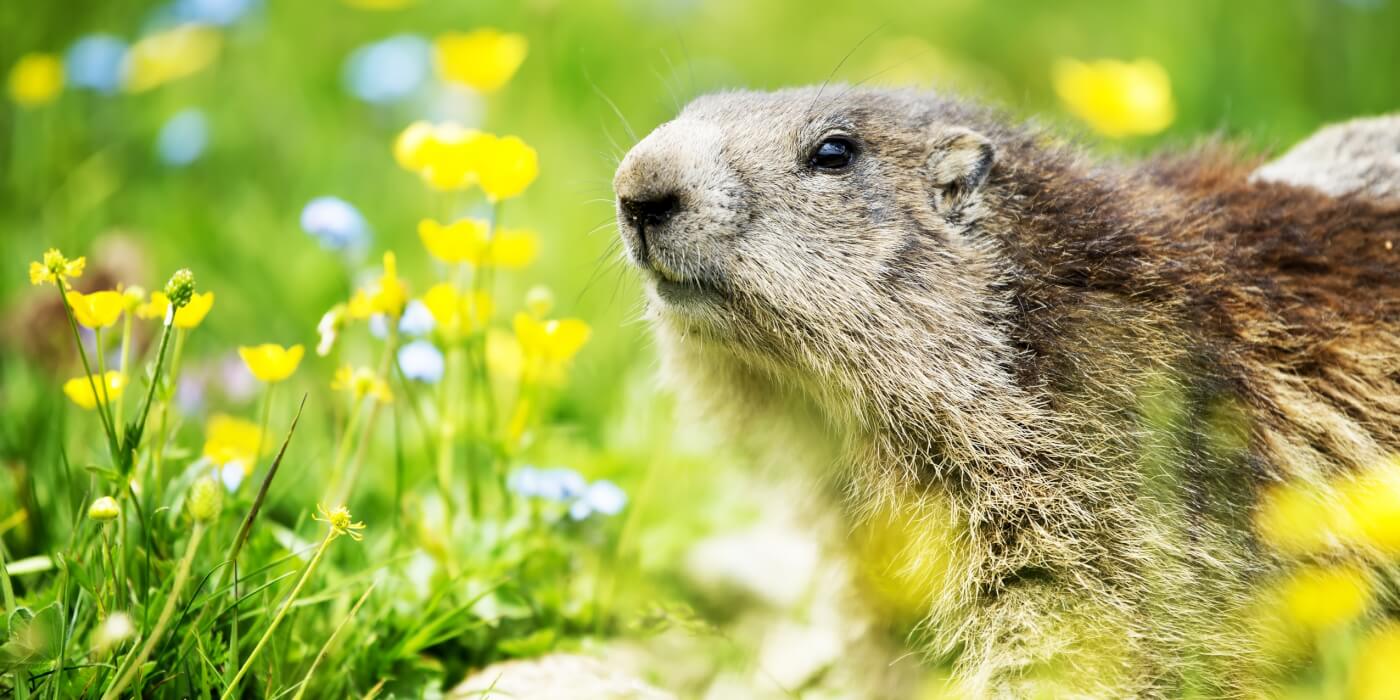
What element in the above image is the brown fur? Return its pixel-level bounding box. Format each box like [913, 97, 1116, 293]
[613, 87, 1400, 697]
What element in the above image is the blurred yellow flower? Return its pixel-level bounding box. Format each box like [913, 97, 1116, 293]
[29, 248, 86, 286]
[1279, 564, 1373, 630]
[393, 121, 436, 171]
[475, 134, 538, 201]
[142, 290, 215, 329]
[422, 283, 494, 340]
[1052, 58, 1175, 138]
[393, 122, 491, 191]
[486, 328, 525, 382]
[8, 53, 64, 107]
[238, 343, 304, 383]
[64, 372, 126, 410]
[202, 414, 264, 470]
[120, 285, 146, 313]
[66, 290, 126, 329]
[332, 365, 392, 403]
[513, 312, 590, 364]
[124, 24, 223, 93]
[433, 29, 527, 94]
[1341, 455, 1400, 555]
[315, 503, 366, 541]
[348, 251, 408, 319]
[418, 218, 539, 267]
[1255, 479, 1349, 556]
[1352, 622, 1400, 700]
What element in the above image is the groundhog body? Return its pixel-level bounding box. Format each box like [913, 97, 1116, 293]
[613, 87, 1400, 697]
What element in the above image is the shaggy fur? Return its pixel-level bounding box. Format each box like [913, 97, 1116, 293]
[612, 87, 1400, 697]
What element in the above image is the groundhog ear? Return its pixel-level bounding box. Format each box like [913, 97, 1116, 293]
[925, 127, 995, 204]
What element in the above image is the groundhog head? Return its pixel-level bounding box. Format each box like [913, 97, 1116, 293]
[614, 87, 1021, 425]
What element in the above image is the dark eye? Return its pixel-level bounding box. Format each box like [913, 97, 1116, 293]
[809, 137, 856, 171]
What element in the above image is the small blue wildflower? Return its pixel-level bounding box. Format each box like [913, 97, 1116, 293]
[508, 466, 588, 502]
[398, 340, 444, 383]
[65, 35, 128, 94]
[343, 34, 431, 104]
[219, 461, 245, 492]
[156, 109, 209, 166]
[569, 480, 628, 521]
[399, 299, 435, 336]
[170, 0, 259, 26]
[300, 196, 369, 251]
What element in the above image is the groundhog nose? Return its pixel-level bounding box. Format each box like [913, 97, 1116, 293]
[620, 193, 681, 229]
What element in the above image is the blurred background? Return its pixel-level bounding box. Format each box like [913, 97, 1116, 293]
[2, 0, 1398, 697]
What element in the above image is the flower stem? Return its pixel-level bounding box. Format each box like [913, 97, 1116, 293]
[115, 312, 133, 434]
[289, 582, 375, 700]
[56, 281, 119, 461]
[101, 522, 206, 700]
[222, 530, 336, 700]
[332, 325, 397, 506]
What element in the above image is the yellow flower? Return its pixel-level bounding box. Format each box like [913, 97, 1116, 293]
[475, 134, 538, 201]
[422, 283, 493, 340]
[1051, 58, 1175, 138]
[1279, 564, 1374, 630]
[124, 24, 223, 93]
[137, 290, 213, 327]
[29, 248, 86, 286]
[66, 290, 126, 329]
[314, 503, 366, 541]
[8, 53, 64, 107]
[394, 122, 491, 191]
[513, 312, 590, 364]
[1341, 455, 1400, 555]
[433, 29, 527, 94]
[417, 218, 539, 267]
[331, 365, 393, 403]
[1352, 622, 1400, 700]
[348, 251, 409, 319]
[63, 372, 126, 410]
[238, 344, 304, 383]
[120, 285, 146, 313]
[1255, 479, 1349, 556]
[202, 414, 264, 470]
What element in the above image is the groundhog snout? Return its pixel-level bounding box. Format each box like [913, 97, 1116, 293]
[614, 120, 742, 283]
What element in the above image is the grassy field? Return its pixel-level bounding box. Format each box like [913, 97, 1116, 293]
[3, 0, 1399, 697]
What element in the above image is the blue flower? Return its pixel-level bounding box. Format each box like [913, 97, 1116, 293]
[343, 34, 431, 104]
[398, 299, 435, 336]
[568, 480, 628, 520]
[300, 196, 369, 251]
[156, 109, 209, 166]
[65, 35, 128, 94]
[170, 0, 259, 26]
[398, 339, 444, 383]
[508, 466, 587, 503]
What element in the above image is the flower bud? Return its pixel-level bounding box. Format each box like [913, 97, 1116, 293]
[88, 496, 120, 522]
[525, 285, 554, 318]
[92, 612, 134, 654]
[188, 476, 223, 522]
[164, 268, 196, 310]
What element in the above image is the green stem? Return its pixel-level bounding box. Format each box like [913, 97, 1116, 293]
[101, 522, 206, 700]
[332, 326, 398, 507]
[254, 383, 274, 471]
[289, 583, 375, 700]
[150, 329, 187, 487]
[221, 530, 336, 700]
[56, 281, 119, 461]
[129, 314, 177, 467]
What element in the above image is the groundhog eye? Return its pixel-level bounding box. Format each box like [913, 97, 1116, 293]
[810, 137, 856, 171]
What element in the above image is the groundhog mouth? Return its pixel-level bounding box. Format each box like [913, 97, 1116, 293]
[651, 274, 726, 307]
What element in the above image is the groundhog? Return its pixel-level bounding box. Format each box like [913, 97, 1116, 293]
[612, 86, 1399, 697]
